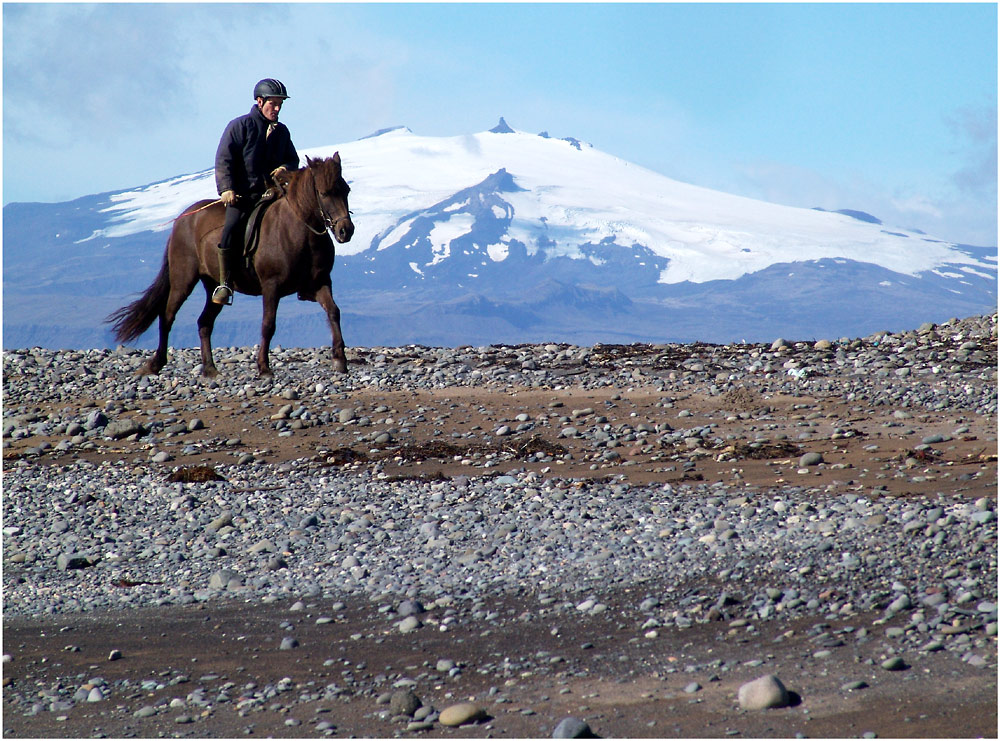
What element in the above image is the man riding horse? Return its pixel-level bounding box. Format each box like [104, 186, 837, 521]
[213, 78, 300, 305]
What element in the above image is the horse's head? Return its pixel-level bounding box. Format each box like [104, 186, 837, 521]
[304, 153, 355, 243]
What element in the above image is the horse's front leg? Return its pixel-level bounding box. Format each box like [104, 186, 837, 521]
[315, 284, 347, 373]
[257, 288, 280, 377]
[196, 287, 225, 377]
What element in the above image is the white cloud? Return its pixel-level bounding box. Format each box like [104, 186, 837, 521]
[703, 155, 996, 247]
[889, 194, 944, 221]
[947, 104, 998, 197]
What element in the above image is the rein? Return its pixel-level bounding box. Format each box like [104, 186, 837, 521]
[156, 198, 222, 228]
[160, 163, 348, 236]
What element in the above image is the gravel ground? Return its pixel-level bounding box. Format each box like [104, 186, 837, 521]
[3, 313, 996, 738]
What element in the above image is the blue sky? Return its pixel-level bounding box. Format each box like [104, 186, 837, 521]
[3, 2, 997, 245]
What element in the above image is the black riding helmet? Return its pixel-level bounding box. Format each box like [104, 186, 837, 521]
[254, 78, 290, 100]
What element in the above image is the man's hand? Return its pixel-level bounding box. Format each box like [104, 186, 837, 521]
[221, 190, 239, 206]
[270, 166, 291, 195]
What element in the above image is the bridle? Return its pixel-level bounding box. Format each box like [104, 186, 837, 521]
[303, 169, 351, 237]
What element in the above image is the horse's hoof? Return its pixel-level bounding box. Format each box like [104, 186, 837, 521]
[258, 368, 274, 378]
[201, 366, 219, 378]
[333, 359, 348, 374]
[135, 364, 160, 377]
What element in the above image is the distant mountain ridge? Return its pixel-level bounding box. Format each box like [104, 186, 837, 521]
[2, 120, 996, 350]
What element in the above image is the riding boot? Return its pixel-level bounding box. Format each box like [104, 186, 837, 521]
[212, 246, 236, 305]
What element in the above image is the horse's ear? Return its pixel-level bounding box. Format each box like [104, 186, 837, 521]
[305, 155, 315, 168]
[332, 151, 341, 164]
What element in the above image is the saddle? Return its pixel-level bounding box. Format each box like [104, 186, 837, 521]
[238, 187, 281, 265]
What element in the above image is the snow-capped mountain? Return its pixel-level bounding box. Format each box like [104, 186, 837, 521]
[3, 119, 996, 349]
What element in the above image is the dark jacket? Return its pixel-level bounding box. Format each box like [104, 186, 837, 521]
[215, 105, 299, 198]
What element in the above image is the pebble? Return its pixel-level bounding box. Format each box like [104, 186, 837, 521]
[438, 702, 487, 726]
[104, 418, 144, 440]
[887, 594, 911, 613]
[208, 512, 234, 533]
[1, 447, 992, 632]
[0, 317, 996, 738]
[208, 569, 240, 590]
[397, 616, 421, 634]
[57, 553, 91, 571]
[881, 656, 907, 671]
[798, 452, 824, 467]
[738, 675, 790, 710]
[398, 599, 425, 616]
[389, 690, 421, 717]
[553, 716, 595, 738]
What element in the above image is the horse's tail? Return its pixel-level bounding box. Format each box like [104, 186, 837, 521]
[105, 247, 171, 343]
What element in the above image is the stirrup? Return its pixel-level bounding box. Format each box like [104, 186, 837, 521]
[212, 284, 233, 306]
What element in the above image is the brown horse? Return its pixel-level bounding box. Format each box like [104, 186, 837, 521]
[107, 154, 355, 377]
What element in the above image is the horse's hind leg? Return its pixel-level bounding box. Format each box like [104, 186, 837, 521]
[138, 318, 171, 375]
[138, 314, 171, 376]
[196, 283, 225, 377]
[141, 269, 199, 375]
[315, 284, 348, 373]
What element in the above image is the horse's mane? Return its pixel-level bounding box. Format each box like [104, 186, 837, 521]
[281, 155, 342, 193]
[280, 154, 344, 223]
